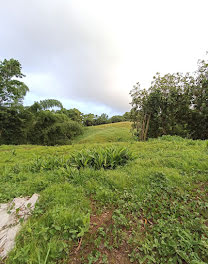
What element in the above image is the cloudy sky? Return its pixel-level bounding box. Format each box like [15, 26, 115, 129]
[1, 0, 208, 115]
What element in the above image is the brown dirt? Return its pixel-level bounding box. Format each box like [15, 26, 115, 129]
[68, 204, 133, 264]
[90, 210, 113, 234]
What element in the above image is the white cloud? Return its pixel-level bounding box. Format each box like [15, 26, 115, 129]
[1, 0, 208, 113]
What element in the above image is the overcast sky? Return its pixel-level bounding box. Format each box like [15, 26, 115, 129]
[1, 0, 208, 115]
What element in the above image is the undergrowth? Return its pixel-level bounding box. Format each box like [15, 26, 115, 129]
[127, 173, 208, 263]
[0, 136, 207, 263]
[69, 146, 135, 170]
[21, 146, 135, 172]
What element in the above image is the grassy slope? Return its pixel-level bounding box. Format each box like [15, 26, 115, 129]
[72, 121, 132, 144]
[0, 126, 208, 264]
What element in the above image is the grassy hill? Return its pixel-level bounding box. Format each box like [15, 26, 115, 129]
[0, 129, 208, 263]
[73, 121, 132, 144]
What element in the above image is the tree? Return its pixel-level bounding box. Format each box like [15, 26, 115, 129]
[130, 82, 150, 140]
[0, 59, 29, 107]
[122, 112, 130, 121]
[148, 72, 194, 137]
[83, 113, 95, 126]
[95, 113, 109, 125]
[27, 111, 83, 145]
[65, 108, 83, 123]
[110, 115, 124, 123]
[29, 99, 63, 113]
[0, 106, 33, 144]
[189, 58, 208, 139]
[130, 72, 195, 140]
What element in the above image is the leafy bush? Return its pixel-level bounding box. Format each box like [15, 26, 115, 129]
[0, 106, 33, 145]
[24, 146, 134, 173]
[68, 146, 135, 170]
[28, 111, 83, 145]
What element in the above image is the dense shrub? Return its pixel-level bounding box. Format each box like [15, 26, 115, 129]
[0, 108, 83, 145]
[25, 146, 135, 172]
[0, 106, 33, 145]
[69, 146, 135, 170]
[28, 111, 83, 145]
[110, 115, 124, 123]
[130, 58, 208, 140]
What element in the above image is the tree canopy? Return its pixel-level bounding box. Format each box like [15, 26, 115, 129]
[130, 57, 208, 140]
[0, 59, 29, 107]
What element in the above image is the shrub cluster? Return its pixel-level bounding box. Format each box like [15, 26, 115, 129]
[0, 107, 83, 145]
[130, 58, 208, 140]
[24, 146, 135, 172]
[68, 146, 135, 170]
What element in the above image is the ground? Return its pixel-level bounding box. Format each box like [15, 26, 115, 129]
[0, 123, 208, 264]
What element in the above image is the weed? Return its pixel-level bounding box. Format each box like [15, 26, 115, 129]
[0, 132, 207, 263]
[69, 146, 135, 170]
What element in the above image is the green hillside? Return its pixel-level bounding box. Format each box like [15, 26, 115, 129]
[73, 121, 132, 144]
[0, 133, 208, 263]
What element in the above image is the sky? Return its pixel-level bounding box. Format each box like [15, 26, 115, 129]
[1, 0, 208, 116]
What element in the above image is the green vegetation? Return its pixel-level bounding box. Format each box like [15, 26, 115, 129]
[69, 146, 135, 170]
[0, 54, 208, 263]
[0, 130, 207, 263]
[130, 57, 208, 140]
[0, 59, 130, 146]
[73, 122, 132, 144]
[1, 55, 208, 146]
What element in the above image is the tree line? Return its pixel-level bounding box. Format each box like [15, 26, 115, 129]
[130, 55, 208, 140]
[1, 54, 207, 145]
[0, 59, 130, 145]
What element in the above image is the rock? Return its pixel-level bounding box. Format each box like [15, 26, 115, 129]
[0, 194, 39, 259]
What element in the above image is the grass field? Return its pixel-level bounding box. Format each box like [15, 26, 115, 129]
[0, 124, 208, 264]
[72, 122, 132, 144]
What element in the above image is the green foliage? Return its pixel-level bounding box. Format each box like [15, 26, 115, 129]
[0, 59, 29, 107]
[7, 184, 90, 264]
[128, 173, 208, 263]
[0, 137, 208, 263]
[130, 56, 208, 140]
[28, 111, 83, 145]
[64, 108, 83, 123]
[82, 113, 110, 126]
[94, 113, 109, 125]
[122, 111, 131, 121]
[189, 59, 208, 139]
[1, 54, 208, 263]
[24, 146, 134, 172]
[0, 106, 33, 144]
[69, 146, 135, 170]
[109, 115, 124, 123]
[29, 99, 63, 113]
[0, 59, 82, 146]
[155, 135, 186, 142]
[83, 113, 96, 126]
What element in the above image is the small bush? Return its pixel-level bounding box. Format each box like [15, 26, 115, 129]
[68, 146, 135, 170]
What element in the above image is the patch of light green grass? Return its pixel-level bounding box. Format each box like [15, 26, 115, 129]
[73, 122, 132, 144]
